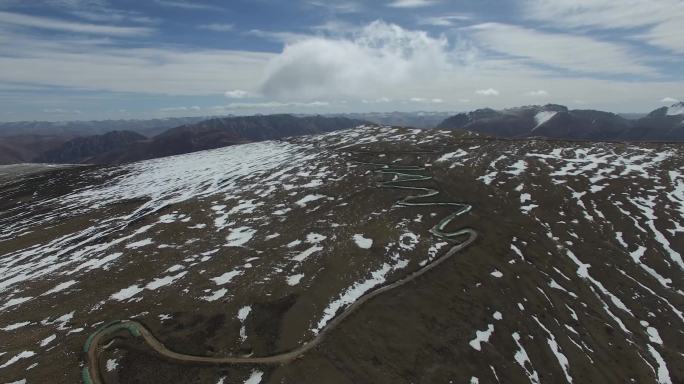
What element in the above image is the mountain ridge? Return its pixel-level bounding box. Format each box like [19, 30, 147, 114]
[437, 103, 684, 141]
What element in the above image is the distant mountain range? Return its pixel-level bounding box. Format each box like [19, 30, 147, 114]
[1, 105, 682, 165]
[0, 116, 211, 164]
[332, 111, 453, 129]
[437, 103, 684, 141]
[35, 115, 365, 164]
[0, 116, 209, 138]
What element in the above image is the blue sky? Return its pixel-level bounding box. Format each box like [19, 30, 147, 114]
[0, 0, 682, 121]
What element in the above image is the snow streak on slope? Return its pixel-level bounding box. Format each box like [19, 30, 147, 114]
[0, 126, 465, 383]
[437, 138, 683, 384]
[533, 111, 557, 130]
[1, 126, 682, 384]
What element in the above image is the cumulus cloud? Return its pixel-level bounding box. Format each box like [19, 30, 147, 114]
[525, 90, 549, 96]
[661, 97, 680, 103]
[260, 20, 454, 99]
[475, 88, 500, 96]
[224, 89, 250, 99]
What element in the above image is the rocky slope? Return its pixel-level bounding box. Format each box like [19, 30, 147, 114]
[0, 126, 682, 384]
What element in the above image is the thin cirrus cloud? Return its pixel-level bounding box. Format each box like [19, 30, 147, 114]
[153, 0, 223, 11]
[418, 15, 471, 27]
[0, 31, 273, 95]
[0, 11, 154, 36]
[198, 23, 234, 32]
[305, 1, 362, 13]
[522, 0, 684, 53]
[387, 0, 438, 8]
[466, 23, 653, 76]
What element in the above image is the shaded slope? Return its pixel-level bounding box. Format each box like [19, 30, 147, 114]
[37, 131, 147, 164]
[35, 115, 367, 164]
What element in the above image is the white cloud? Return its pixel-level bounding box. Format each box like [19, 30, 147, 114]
[661, 97, 680, 103]
[410, 97, 443, 103]
[0, 11, 153, 36]
[641, 19, 684, 54]
[475, 88, 500, 96]
[418, 15, 470, 27]
[1, 18, 682, 116]
[224, 89, 249, 99]
[387, 0, 438, 8]
[467, 23, 653, 76]
[525, 90, 548, 96]
[523, 0, 684, 53]
[199, 23, 234, 32]
[261, 21, 453, 99]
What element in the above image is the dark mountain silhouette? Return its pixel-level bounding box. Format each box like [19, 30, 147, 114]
[622, 102, 684, 141]
[0, 117, 209, 138]
[332, 111, 453, 128]
[438, 103, 684, 141]
[0, 135, 75, 165]
[33, 114, 366, 164]
[37, 131, 147, 164]
[436, 104, 641, 140]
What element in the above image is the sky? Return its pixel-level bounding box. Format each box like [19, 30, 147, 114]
[0, 0, 682, 121]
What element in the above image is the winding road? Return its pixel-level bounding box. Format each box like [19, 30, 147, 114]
[82, 150, 477, 384]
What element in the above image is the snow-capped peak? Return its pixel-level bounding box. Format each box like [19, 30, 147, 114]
[666, 102, 684, 116]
